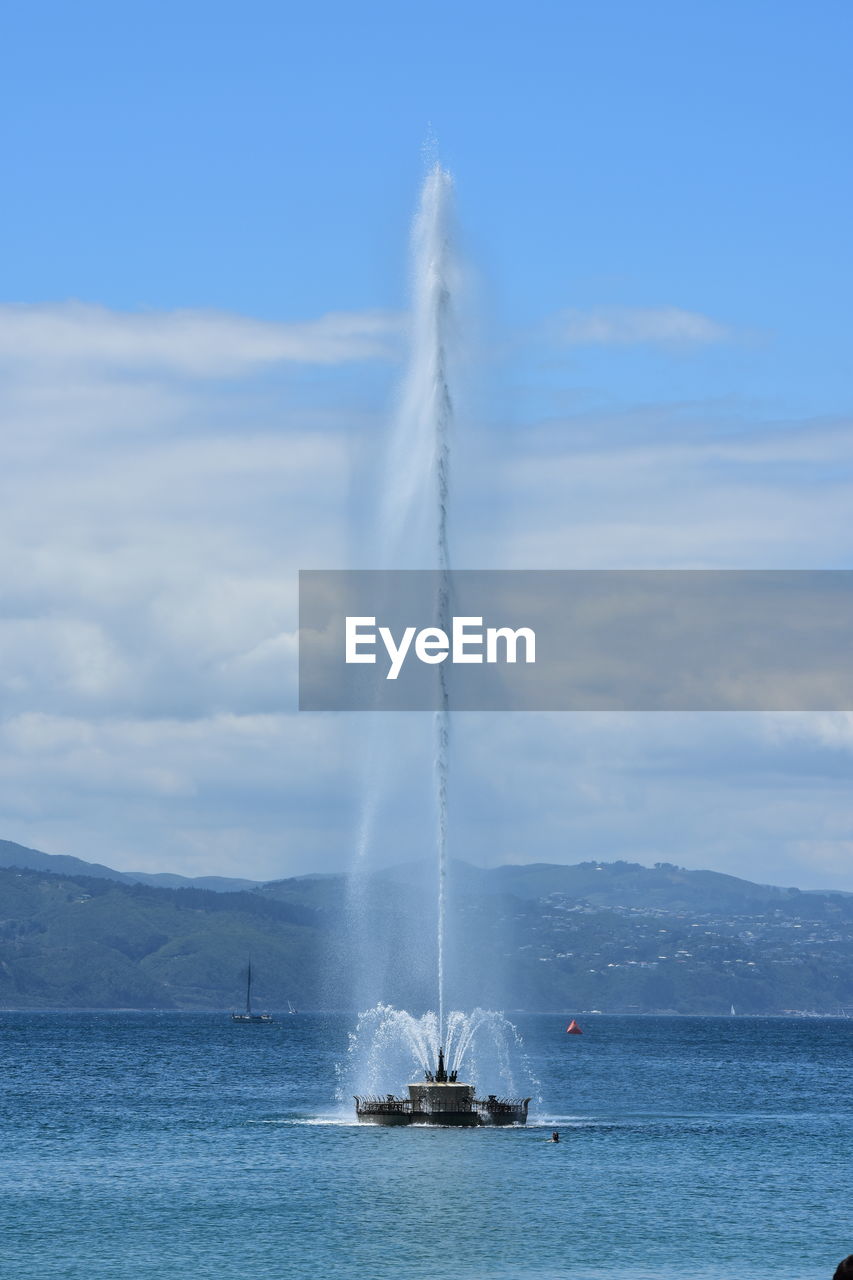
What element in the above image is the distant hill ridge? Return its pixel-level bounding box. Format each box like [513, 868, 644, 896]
[2, 838, 853, 1013]
[0, 839, 260, 894]
[6, 834, 850, 916]
[2, 837, 850, 910]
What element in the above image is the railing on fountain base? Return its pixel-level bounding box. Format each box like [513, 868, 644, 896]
[354, 1094, 530, 1124]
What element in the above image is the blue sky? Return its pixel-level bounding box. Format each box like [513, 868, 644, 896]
[2, 1, 853, 887]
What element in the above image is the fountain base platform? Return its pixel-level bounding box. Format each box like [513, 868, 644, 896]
[354, 1050, 530, 1126]
[355, 1085, 529, 1126]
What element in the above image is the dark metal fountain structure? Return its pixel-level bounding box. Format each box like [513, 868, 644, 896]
[355, 1047, 530, 1126]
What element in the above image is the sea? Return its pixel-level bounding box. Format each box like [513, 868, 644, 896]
[1, 1012, 850, 1279]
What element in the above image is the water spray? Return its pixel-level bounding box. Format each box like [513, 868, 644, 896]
[342, 159, 536, 1121]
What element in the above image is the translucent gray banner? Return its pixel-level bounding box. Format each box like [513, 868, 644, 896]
[298, 570, 853, 711]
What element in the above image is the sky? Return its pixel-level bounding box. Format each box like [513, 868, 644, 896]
[1, 1, 853, 888]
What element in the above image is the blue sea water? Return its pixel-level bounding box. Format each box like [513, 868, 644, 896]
[0, 1012, 851, 1279]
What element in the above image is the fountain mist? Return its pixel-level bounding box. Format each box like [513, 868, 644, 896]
[383, 163, 455, 1040]
[381, 161, 455, 570]
[341, 161, 534, 1104]
[349, 162, 457, 1034]
[338, 1004, 539, 1105]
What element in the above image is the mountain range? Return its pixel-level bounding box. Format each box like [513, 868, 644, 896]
[2, 838, 852, 1014]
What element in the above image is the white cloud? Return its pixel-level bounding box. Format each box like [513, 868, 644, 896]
[558, 305, 730, 346]
[462, 413, 853, 570]
[0, 710, 356, 877]
[0, 302, 402, 377]
[0, 299, 363, 736]
[761, 712, 853, 751]
[1, 296, 852, 886]
[0, 617, 129, 701]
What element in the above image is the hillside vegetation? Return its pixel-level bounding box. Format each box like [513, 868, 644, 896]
[2, 843, 853, 1013]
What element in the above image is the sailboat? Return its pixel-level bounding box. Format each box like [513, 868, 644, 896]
[231, 960, 273, 1023]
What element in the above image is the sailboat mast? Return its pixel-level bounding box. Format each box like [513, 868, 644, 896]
[246, 961, 252, 1015]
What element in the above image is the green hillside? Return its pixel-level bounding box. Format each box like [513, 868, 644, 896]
[2, 848, 853, 1013]
[0, 868, 323, 1010]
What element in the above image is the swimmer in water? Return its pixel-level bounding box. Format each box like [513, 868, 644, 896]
[548, 1131, 560, 1142]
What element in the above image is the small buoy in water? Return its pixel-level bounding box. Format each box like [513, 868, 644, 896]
[566, 1019, 582, 1035]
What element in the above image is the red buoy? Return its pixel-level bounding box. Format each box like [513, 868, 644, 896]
[566, 1019, 582, 1034]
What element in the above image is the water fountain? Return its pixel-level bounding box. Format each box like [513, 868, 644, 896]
[348, 1005, 532, 1126]
[345, 159, 532, 1125]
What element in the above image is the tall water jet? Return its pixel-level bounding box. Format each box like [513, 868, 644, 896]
[353, 161, 457, 1037]
[399, 162, 455, 1046]
[341, 161, 534, 1120]
[381, 161, 455, 570]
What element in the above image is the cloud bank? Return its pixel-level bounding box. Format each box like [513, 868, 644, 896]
[1, 299, 852, 887]
[0, 302, 402, 376]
